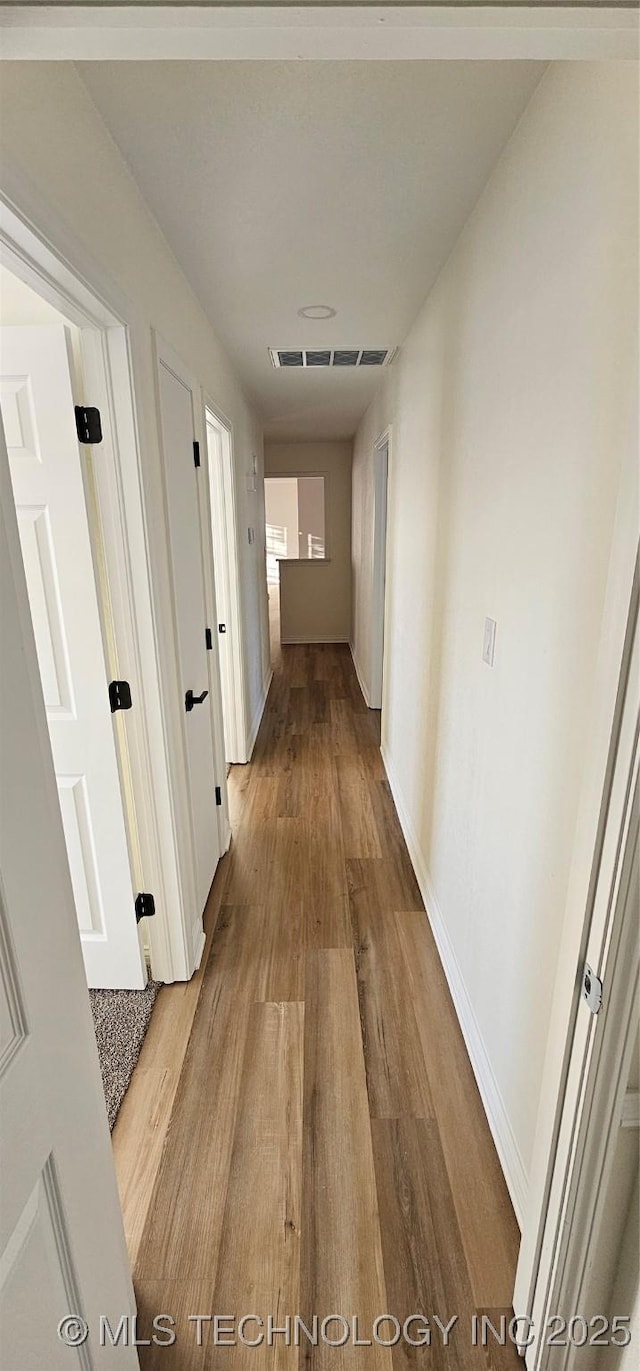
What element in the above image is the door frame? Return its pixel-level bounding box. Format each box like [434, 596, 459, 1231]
[153, 333, 230, 936]
[370, 427, 391, 711]
[0, 191, 191, 983]
[204, 401, 249, 764]
[522, 578, 638, 1366]
[544, 781, 638, 1369]
[514, 421, 639, 1348]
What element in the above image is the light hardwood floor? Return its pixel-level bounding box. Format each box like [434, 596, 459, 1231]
[114, 641, 520, 1368]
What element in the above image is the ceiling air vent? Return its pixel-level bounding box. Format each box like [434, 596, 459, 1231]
[277, 350, 304, 367]
[359, 349, 389, 366]
[269, 348, 397, 370]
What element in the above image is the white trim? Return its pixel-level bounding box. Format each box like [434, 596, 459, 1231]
[153, 331, 231, 967]
[533, 786, 639, 1369]
[281, 635, 350, 645]
[0, 193, 190, 984]
[514, 439, 639, 1328]
[0, 7, 637, 62]
[246, 667, 273, 759]
[205, 404, 249, 764]
[524, 583, 639, 1370]
[350, 642, 372, 709]
[191, 922, 207, 977]
[381, 737, 529, 1226]
[370, 428, 390, 712]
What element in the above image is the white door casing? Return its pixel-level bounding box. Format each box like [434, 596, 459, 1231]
[205, 411, 247, 765]
[207, 420, 232, 760]
[514, 424, 639, 1346]
[0, 423, 139, 1369]
[520, 582, 639, 1369]
[156, 343, 221, 929]
[0, 324, 145, 990]
[370, 432, 390, 712]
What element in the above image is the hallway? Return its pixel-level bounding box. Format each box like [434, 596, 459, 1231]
[124, 643, 519, 1367]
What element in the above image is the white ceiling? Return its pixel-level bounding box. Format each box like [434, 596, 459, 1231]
[78, 61, 544, 440]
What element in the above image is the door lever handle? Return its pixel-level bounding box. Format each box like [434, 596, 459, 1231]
[185, 688, 209, 713]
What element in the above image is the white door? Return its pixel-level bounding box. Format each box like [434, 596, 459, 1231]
[157, 349, 220, 917]
[0, 430, 139, 1369]
[0, 325, 144, 990]
[514, 581, 639, 1367]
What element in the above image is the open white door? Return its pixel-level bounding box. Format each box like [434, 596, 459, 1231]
[0, 428, 138, 1368]
[156, 343, 221, 925]
[0, 325, 145, 990]
[514, 565, 639, 1368]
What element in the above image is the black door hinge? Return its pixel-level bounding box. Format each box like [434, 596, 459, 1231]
[218, 623, 226, 634]
[135, 892, 156, 923]
[108, 679, 132, 712]
[205, 627, 213, 650]
[193, 440, 201, 468]
[75, 406, 103, 445]
[215, 785, 222, 807]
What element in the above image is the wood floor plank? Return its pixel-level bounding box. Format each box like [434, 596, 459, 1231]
[210, 1000, 304, 1369]
[329, 697, 360, 757]
[395, 911, 520, 1306]
[223, 777, 279, 904]
[335, 755, 383, 859]
[349, 889, 433, 1119]
[300, 949, 392, 1369]
[305, 893, 353, 951]
[134, 1280, 213, 1370]
[371, 1117, 475, 1371]
[371, 1119, 521, 1371]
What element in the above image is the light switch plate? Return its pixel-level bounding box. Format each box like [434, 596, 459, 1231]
[483, 617, 497, 667]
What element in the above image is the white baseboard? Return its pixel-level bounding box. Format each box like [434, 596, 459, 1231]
[381, 741, 528, 1228]
[246, 669, 273, 759]
[192, 923, 206, 975]
[280, 635, 350, 645]
[349, 642, 372, 708]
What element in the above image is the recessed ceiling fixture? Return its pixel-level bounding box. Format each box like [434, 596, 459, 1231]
[297, 305, 337, 320]
[269, 348, 397, 369]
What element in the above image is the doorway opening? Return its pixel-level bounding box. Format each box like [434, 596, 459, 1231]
[0, 260, 165, 1128]
[205, 406, 247, 765]
[264, 473, 327, 653]
[0, 263, 146, 991]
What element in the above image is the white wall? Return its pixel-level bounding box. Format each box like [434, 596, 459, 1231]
[351, 61, 639, 1217]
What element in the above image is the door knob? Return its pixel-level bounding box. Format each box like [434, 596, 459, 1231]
[185, 688, 209, 713]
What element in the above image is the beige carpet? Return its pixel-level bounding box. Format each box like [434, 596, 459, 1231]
[89, 980, 162, 1130]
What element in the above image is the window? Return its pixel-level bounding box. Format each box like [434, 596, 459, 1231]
[265, 476, 325, 582]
